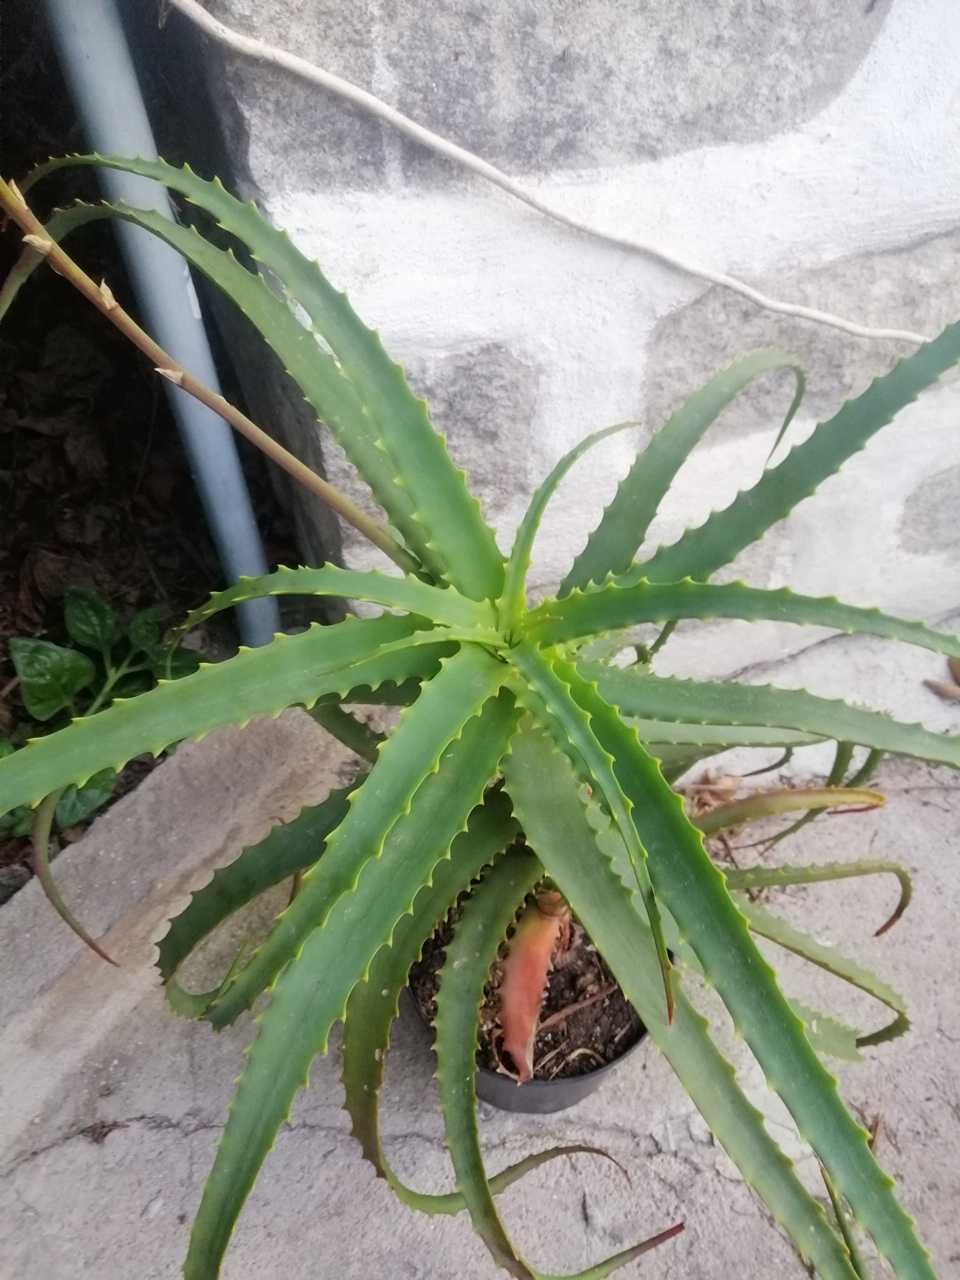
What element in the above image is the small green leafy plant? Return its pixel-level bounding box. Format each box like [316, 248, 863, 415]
[1, 585, 197, 950]
[1, 156, 958, 1279]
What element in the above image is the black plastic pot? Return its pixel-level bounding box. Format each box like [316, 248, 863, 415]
[474, 1032, 646, 1114]
[409, 990, 646, 1115]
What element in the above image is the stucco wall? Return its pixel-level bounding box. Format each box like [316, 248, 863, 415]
[179, 0, 959, 684]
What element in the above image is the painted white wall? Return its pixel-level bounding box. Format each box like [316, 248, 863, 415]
[199, 0, 960, 691]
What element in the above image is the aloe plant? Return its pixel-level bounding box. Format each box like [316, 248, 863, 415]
[1, 155, 958, 1279]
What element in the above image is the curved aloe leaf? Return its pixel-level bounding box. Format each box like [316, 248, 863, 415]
[309, 702, 383, 763]
[170, 564, 496, 638]
[202, 648, 510, 1029]
[737, 898, 909, 1048]
[155, 787, 352, 995]
[822, 1165, 873, 1279]
[584, 664, 960, 769]
[20, 157, 505, 597]
[502, 727, 858, 1280]
[499, 420, 638, 629]
[515, 685, 931, 1276]
[528, 577, 960, 658]
[723, 859, 912, 937]
[638, 320, 960, 584]
[0, 615, 452, 817]
[342, 791, 594, 1213]
[185, 654, 515, 1278]
[431, 847, 538, 1277]
[695, 785, 884, 836]
[509, 643, 673, 1020]
[31, 790, 117, 967]
[748, 740, 854, 851]
[562, 350, 804, 593]
[435, 848, 683, 1279]
[790, 1003, 862, 1063]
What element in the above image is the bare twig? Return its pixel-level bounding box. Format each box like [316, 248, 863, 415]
[0, 178, 419, 575]
[536, 982, 617, 1035]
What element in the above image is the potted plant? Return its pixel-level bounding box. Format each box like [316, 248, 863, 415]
[1, 157, 957, 1279]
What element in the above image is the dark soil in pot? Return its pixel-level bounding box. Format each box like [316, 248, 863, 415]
[409, 914, 646, 1113]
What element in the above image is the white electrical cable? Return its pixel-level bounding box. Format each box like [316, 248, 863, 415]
[167, 0, 930, 347]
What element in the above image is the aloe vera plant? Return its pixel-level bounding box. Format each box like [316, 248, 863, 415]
[1, 155, 958, 1279]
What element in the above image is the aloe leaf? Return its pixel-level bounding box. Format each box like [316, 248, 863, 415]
[562, 351, 804, 594]
[426, 847, 535, 1276]
[640, 721, 819, 748]
[202, 647, 510, 1029]
[502, 727, 858, 1280]
[514, 691, 931, 1274]
[528, 577, 960, 658]
[790, 1003, 862, 1063]
[722, 859, 912, 937]
[583, 664, 960, 769]
[30, 790, 118, 967]
[185, 655, 515, 1278]
[695, 785, 884, 836]
[0, 199, 97, 320]
[0, 615, 451, 817]
[155, 786, 352, 990]
[435, 848, 682, 1279]
[20, 160, 505, 597]
[500, 420, 638, 629]
[638, 321, 960, 584]
[736, 898, 909, 1048]
[8, 198, 429, 578]
[509, 643, 674, 1021]
[638, 722, 819, 783]
[344, 790, 564, 1212]
[169, 564, 495, 639]
[822, 1165, 873, 1279]
[341, 795, 626, 1215]
[748, 740, 854, 851]
[309, 702, 383, 763]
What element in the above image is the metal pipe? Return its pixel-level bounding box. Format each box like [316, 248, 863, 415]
[42, 0, 280, 647]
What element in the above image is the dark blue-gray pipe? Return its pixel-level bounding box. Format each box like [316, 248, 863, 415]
[42, 0, 280, 647]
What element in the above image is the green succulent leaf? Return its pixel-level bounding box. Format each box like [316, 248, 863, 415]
[185, 656, 515, 1279]
[0, 615, 452, 816]
[500, 420, 639, 630]
[638, 320, 960, 583]
[790, 1003, 862, 1063]
[509, 643, 673, 1021]
[723, 859, 912, 938]
[694, 785, 884, 836]
[434, 846, 683, 1279]
[562, 350, 804, 594]
[528, 577, 960, 657]
[502, 727, 858, 1280]
[63, 585, 120, 653]
[9, 638, 96, 722]
[507, 710, 930, 1275]
[343, 790, 528, 1210]
[155, 786, 353, 996]
[20, 160, 505, 598]
[433, 847, 541, 1278]
[201, 646, 510, 1029]
[584, 664, 960, 769]
[737, 897, 909, 1048]
[309, 702, 384, 763]
[169, 563, 496, 639]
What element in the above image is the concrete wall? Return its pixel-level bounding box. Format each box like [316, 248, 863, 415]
[173, 0, 959, 683]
